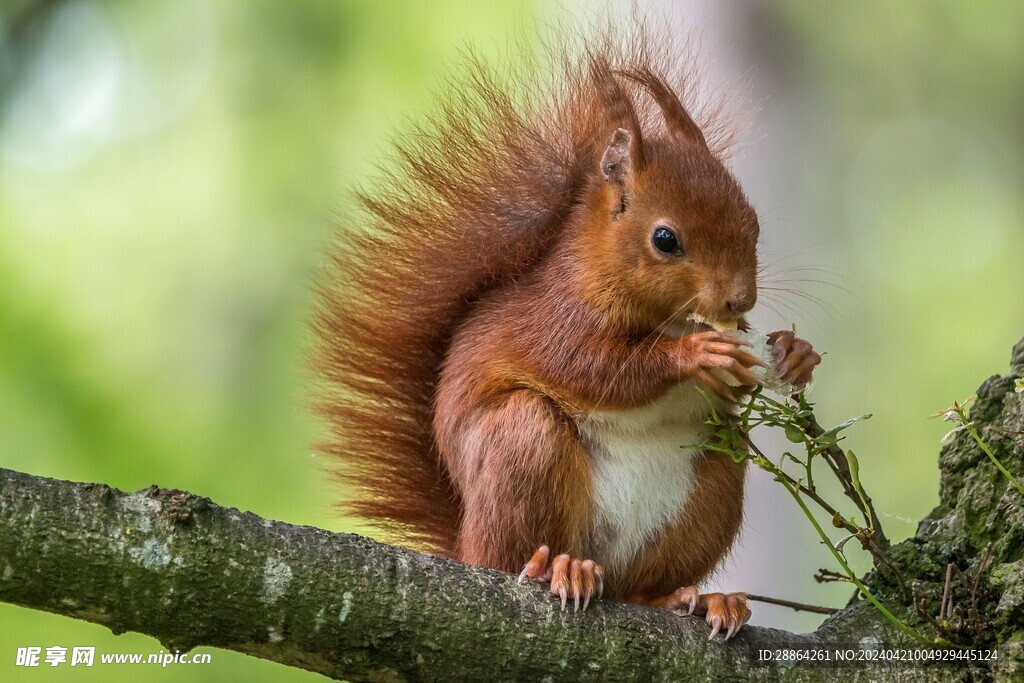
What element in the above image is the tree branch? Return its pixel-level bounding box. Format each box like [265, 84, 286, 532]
[1, 336, 1022, 680]
[0, 467, 910, 682]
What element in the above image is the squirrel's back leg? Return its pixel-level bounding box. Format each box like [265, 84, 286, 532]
[435, 389, 597, 582]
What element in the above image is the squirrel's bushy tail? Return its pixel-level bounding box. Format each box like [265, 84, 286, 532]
[313, 19, 740, 554]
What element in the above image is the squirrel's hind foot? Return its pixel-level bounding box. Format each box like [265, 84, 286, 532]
[517, 545, 604, 612]
[646, 587, 751, 640]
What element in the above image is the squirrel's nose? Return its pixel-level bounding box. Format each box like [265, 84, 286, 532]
[725, 291, 755, 316]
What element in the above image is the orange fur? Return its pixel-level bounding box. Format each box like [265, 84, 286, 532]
[315, 21, 759, 599]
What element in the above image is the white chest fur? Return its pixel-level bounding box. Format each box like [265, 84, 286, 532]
[576, 380, 713, 577]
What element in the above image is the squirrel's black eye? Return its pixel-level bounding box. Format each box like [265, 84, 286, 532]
[652, 226, 683, 256]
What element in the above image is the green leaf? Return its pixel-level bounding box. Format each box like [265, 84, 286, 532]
[816, 414, 872, 445]
[848, 449, 863, 496]
[847, 449, 874, 529]
[784, 425, 805, 443]
[728, 449, 750, 464]
[1015, 378, 1024, 393]
[696, 387, 723, 425]
[782, 451, 803, 466]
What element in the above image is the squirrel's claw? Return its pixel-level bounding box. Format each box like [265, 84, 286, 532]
[701, 591, 751, 641]
[517, 545, 551, 584]
[648, 586, 751, 640]
[707, 615, 723, 641]
[680, 585, 700, 615]
[522, 548, 604, 613]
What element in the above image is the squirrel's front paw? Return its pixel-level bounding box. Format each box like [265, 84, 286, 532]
[766, 331, 821, 391]
[651, 586, 751, 640]
[680, 331, 765, 402]
[517, 545, 604, 612]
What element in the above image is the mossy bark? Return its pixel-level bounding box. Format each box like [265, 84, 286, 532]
[1, 336, 1022, 681]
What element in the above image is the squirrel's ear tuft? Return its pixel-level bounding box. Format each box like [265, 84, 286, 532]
[620, 67, 708, 151]
[600, 128, 633, 185]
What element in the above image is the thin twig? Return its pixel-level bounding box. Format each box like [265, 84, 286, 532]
[914, 586, 949, 639]
[971, 544, 994, 606]
[939, 563, 952, 620]
[740, 434, 855, 532]
[971, 544, 994, 642]
[770, 464, 928, 643]
[800, 417, 911, 602]
[814, 568, 848, 584]
[805, 417, 890, 551]
[746, 593, 838, 615]
[741, 431, 910, 601]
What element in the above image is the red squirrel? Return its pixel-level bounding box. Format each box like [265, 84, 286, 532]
[315, 27, 821, 640]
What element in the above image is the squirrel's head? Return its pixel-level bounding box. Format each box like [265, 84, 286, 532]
[579, 70, 759, 332]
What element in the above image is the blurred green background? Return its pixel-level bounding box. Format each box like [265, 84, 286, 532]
[1, 0, 1021, 680]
